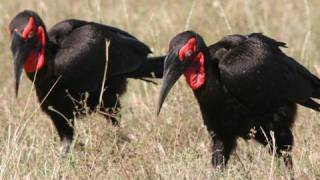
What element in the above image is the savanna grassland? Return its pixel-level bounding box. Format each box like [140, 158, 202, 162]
[0, 0, 320, 179]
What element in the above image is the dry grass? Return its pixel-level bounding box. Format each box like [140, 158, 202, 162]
[0, 0, 320, 179]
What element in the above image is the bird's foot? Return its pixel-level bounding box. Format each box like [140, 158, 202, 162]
[110, 117, 120, 126]
[212, 153, 226, 170]
[60, 137, 72, 155]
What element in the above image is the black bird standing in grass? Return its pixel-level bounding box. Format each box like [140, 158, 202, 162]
[157, 31, 320, 172]
[9, 10, 164, 152]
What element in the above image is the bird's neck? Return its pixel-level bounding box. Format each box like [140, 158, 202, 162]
[193, 50, 223, 99]
[25, 40, 56, 84]
[191, 49, 219, 89]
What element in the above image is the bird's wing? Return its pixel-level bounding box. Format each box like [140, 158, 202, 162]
[208, 34, 248, 60]
[48, 19, 88, 45]
[49, 20, 152, 92]
[211, 33, 320, 111]
[100, 24, 151, 76]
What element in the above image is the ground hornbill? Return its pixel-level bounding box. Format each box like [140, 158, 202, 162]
[9, 10, 164, 152]
[157, 31, 320, 172]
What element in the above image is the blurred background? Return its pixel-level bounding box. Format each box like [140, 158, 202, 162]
[0, 0, 319, 179]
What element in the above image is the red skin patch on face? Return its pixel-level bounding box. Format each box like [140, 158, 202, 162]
[24, 26, 46, 73]
[178, 37, 205, 90]
[22, 17, 35, 39]
[178, 38, 197, 61]
[184, 52, 205, 90]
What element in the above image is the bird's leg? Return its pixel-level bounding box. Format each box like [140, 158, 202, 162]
[54, 118, 74, 154]
[100, 107, 120, 126]
[211, 135, 236, 169]
[274, 128, 294, 177]
[61, 135, 72, 154]
[212, 137, 225, 168]
[47, 111, 74, 154]
[255, 126, 294, 178]
[100, 92, 121, 126]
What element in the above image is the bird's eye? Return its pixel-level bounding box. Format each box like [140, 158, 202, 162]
[185, 51, 193, 57]
[178, 37, 197, 61]
[28, 31, 35, 39]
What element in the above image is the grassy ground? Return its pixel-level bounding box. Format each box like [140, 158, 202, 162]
[0, 0, 320, 179]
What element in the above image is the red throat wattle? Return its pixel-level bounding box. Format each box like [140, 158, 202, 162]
[178, 38, 205, 90]
[19, 17, 46, 73]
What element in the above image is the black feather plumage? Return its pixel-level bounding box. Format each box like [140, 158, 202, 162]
[159, 31, 320, 173]
[8, 10, 164, 152]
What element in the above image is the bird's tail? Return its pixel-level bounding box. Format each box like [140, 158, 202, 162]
[299, 74, 320, 111]
[311, 74, 320, 99]
[124, 56, 165, 80]
[299, 99, 320, 112]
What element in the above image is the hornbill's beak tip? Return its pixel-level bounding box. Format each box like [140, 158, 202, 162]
[156, 90, 165, 116]
[156, 51, 185, 116]
[11, 30, 28, 98]
[156, 107, 161, 116]
[14, 72, 21, 98]
[156, 78, 171, 116]
[13, 55, 23, 98]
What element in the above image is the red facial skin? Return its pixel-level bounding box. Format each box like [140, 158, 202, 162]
[23, 25, 46, 73]
[22, 17, 35, 39]
[12, 17, 46, 73]
[178, 38, 205, 90]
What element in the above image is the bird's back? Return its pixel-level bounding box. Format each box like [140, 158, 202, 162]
[213, 33, 319, 112]
[47, 19, 153, 92]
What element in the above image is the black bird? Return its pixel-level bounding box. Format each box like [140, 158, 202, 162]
[158, 31, 320, 171]
[9, 10, 164, 152]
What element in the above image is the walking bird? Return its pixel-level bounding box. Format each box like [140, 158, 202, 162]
[9, 10, 164, 152]
[157, 31, 320, 171]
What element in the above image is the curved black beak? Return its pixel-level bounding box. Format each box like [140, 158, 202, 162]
[157, 49, 189, 115]
[10, 30, 33, 97]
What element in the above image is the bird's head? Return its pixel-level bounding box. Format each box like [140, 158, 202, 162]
[8, 10, 47, 96]
[157, 31, 207, 115]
